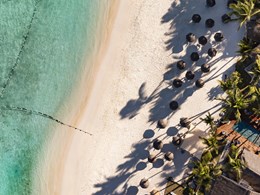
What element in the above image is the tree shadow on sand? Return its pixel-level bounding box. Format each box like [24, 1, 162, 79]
[93, 140, 150, 195]
[111, 1, 243, 194]
[119, 0, 240, 123]
[93, 139, 195, 194]
[147, 0, 241, 123]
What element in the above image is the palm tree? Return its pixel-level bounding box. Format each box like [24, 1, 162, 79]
[200, 112, 215, 130]
[251, 87, 260, 117]
[252, 104, 260, 117]
[183, 186, 197, 195]
[237, 37, 256, 61]
[200, 134, 219, 156]
[191, 160, 212, 192]
[224, 144, 246, 181]
[227, 155, 246, 181]
[249, 55, 260, 84]
[229, 144, 239, 159]
[201, 150, 213, 164]
[218, 71, 240, 92]
[217, 87, 255, 122]
[229, 0, 260, 29]
[189, 157, 222, 193]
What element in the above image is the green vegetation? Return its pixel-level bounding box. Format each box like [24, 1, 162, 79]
[223, 145, 246, 181]
[186, 151, 222, 194]
[200, 134, 220, 156]
[200, 112, 215, 131]
[229, 0, 260, 28]
[177, 1, 259, 194]
[237, 37, 258, 61]
[217, 0, 260, 121]
[184, 120, 225, 194]
[217, 85, 257, 122]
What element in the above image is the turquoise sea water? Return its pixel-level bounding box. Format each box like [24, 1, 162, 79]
[0, 0, 110, 194]
[233, 122, 260, 145]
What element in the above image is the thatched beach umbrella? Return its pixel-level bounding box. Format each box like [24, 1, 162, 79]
[172, 136, 182, 146]
[201, 63, 210, 73]
[192, 14, 201, 23]
[186, 33, 196, 42]
[214, 32, 224, 42]
[164, 151, 174, 161]
[140, 178, 149, 188]
[198, 36, 207, 45]
[180, 117, 191, 128]
[185, 70, 195, 80]
[208, 48, 217, 57]
[158, 119, 168, 128]
[177, 60, 186, 70]
[153, 139, 163, 150]
[172, 78, 183, 88]
[222, 14, 231, 23]
[169, 101, 179, 110]
[206, 0, 216, 7]
[196, 79, 205, 88]
[190, 52, 199, 61]
[148, 154, 157, 163]
[205, 18, 215, 28]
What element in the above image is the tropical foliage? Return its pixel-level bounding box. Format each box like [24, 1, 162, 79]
[237, 37, 258, 61]
[224, 145, 246, 181]
[249, 55, 260, 85]
[200, 134, 220, 156]
[229, 0, 260, 28]
[218, 71, 240, 92]
[217, 86, 257, 122]
[187, 151, 222, 193]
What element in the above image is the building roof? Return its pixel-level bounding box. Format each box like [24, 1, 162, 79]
[242, 149, 260, 176]
[241, 149, 260, 192]
[210, 175, 260, 195]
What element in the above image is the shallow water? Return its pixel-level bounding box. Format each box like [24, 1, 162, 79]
[0, 0, 110, 194]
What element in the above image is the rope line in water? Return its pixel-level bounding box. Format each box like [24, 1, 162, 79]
[0, 1, 93, 136]
[2, 105, 93, 136]
[0, 1, 38, 97]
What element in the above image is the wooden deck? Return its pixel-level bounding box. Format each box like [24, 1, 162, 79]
[216, 120, 260, 154]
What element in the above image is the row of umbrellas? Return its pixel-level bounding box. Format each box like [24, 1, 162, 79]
[177, 61, 211, 73]
[139, 1, 218, 190]
[172, 77, 205, 88]
[186, 32, 224, 44]
[193, 13, 232, 25]
[158, 118, 191, 129]
[140, 117, 191, 189]
[192, 14, 215, 28]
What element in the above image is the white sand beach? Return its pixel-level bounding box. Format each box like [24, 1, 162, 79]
[42, 0, 245, 194]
